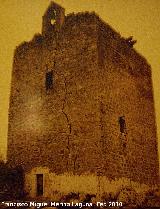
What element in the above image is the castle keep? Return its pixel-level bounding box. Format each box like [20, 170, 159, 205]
[8, 2, 159, 198]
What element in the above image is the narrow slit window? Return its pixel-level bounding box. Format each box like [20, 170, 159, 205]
[119, 116, 126, 133]
[45, 71, 53, 90]
[36, 174, 43, 196]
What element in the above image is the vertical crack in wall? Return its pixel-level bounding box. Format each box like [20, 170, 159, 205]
[99, 100, 106, 173]
[52, 37, 72, 171]
[61, 76, 72, 171]
[99, 101, 105, 148]
[52, 36, 74, 172]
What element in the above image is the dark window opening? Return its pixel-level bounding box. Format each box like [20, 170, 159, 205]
[36, 174, 43, 196]
[45, 71, 53, 90]
[119, 116, 126, 133]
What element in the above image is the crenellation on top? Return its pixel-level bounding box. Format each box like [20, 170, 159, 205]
[16, 4, 151, 79]
[97, 18, 151, 77]
[14, 1, 151, 79]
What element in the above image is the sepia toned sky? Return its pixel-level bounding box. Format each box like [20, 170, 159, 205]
[0, 0, 160, 163]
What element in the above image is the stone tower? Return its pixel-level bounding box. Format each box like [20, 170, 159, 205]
[8, 1, 159, 198]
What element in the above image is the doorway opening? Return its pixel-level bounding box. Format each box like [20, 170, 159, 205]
[36, 174, 43, 196]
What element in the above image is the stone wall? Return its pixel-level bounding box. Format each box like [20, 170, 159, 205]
[25, 166, 151, 199]
[96, 18, 159, 185]
[8, 13, 100, 175]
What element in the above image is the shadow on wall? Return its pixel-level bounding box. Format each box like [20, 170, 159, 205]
[0, 161, 26, 201]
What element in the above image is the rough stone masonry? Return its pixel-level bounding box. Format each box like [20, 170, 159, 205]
[7, 1, 159, 198]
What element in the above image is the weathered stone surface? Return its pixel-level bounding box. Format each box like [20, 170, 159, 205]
[7, 1, 159, 197]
